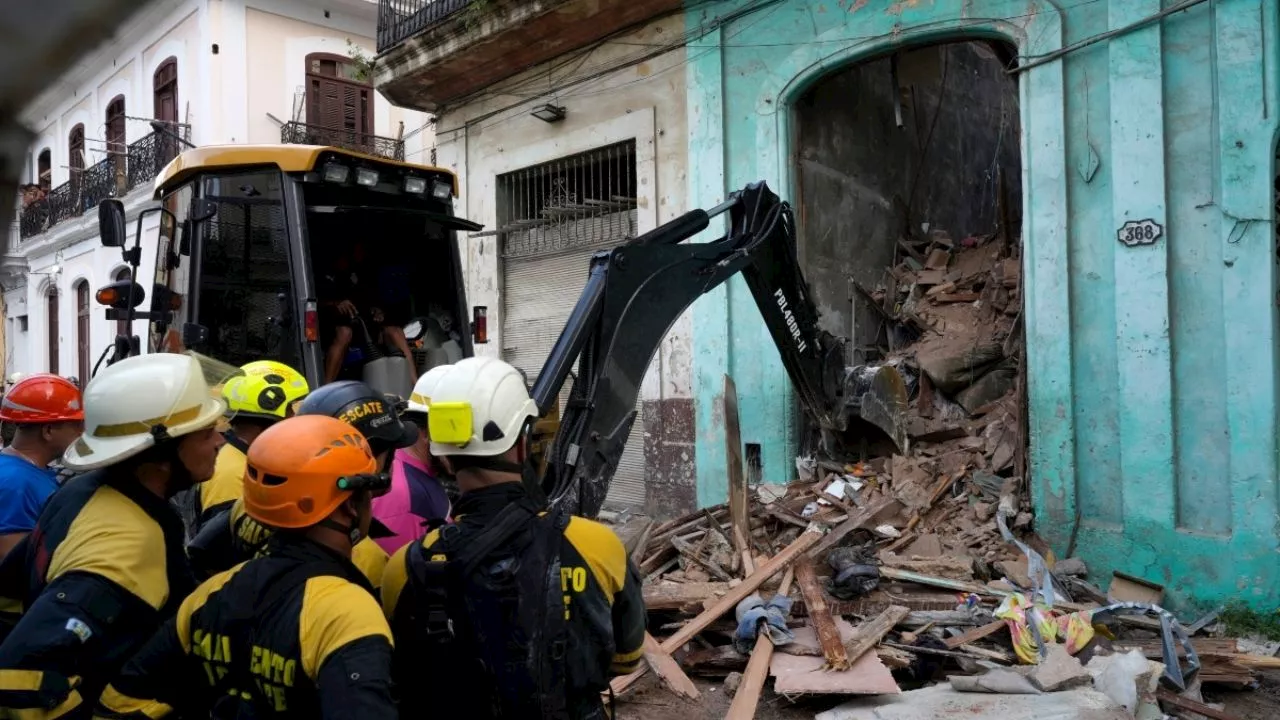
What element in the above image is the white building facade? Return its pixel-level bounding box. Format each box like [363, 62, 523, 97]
[3, 0, 433, 383]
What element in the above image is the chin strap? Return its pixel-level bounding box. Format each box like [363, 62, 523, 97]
[318, 517, 363, 546]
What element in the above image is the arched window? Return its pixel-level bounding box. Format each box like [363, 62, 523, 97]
[76, 280, 90, 387]
[36, 148, 51, 190]
[305, 52, 373, 136]
[153, 57, 178, 124]
[46, 287, 59, 375]
[68, 123, 85, 188]
[113, 267, 131, 338]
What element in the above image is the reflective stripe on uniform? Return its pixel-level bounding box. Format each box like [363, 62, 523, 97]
[95, 684, 173, 719]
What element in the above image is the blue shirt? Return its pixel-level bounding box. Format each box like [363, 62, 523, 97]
[0, 454, 58, 535]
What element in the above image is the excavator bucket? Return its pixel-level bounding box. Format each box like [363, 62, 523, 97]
[844, 364, 909, 454]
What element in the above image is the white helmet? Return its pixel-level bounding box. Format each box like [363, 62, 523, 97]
[427, 357, 538, 458]
[407, 365, 451, 415]
[63, 353, 227, 470]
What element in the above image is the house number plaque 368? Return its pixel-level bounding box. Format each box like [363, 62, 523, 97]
[1117, 219, 1164, 247]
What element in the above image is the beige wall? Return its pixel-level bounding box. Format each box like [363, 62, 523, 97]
[245, 7, 433, 156]
[433, 13, 691, 400]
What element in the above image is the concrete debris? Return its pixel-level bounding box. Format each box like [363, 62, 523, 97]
[723, 671, 742, 697]
[814, 682, 1132, 720]
[1027, 644, 1091, 692]
[615, 230, 1259, 719]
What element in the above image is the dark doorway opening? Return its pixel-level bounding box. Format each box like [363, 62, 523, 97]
[794, 39, 1026, 477]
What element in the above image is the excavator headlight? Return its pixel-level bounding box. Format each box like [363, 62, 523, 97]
[428, 401, 473, 446]
[355, 168, 379, 187]
[404, 176, 427, 195]
[322, 162, 349, 183]
[431, 178, 452, 200]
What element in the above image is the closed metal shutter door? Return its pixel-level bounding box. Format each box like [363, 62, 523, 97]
[502, 210, 646, 511]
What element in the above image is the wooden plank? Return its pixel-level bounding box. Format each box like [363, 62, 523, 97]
[808, 495, 901, 558]
[627, 519, 654, 565]
[640, 632, 700, 700]
[725, 565, 793, 720]
[794, 557, 849, 670]
[877, 566, 1091, 613]
[611, 526, 822, 696]
[643, 582, 731, 611]
[1111, 638, 1238, 659]
[943, 620, 1007, 649]
[724, 375, 750, 562]
[670, 535, 732, 581]
[844, 605, 910, 664]
[1155, 689, 1241, 720]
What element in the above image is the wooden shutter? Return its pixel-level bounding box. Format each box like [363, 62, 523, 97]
[154, 58, 178, 124]
[47, 290, 59, 375]
[76, 282, 90, 387]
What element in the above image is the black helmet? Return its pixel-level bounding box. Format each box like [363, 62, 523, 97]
[295, 380, 418, 456]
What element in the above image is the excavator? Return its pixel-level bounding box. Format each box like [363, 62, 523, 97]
[87, 135, 906, 516]
[528, 180, 908, 517]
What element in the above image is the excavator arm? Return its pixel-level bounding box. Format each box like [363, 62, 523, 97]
[534, 181, 907, 517]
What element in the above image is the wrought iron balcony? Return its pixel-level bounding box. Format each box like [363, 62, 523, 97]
[280, 120, 406, 161]
[374, 0, 682, 111]
[378, 0, 469, 53]
[18, 124, 190, 241]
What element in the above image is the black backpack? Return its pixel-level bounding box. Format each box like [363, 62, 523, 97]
[400, 498, 571, 719]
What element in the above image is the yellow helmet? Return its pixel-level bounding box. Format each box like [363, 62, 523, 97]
[222, 360, 310, 422]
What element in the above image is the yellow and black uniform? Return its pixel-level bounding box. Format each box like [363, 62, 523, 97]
[0, 470, 196, 719]
[381, 483, 646, 719]
[95, 535, 395, 719]
[187, 498, 389, 591]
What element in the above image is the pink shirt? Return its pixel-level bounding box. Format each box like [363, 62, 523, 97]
[370, 448, 452, 554]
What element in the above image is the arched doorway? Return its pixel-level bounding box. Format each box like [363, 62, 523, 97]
[106, 95, 126, 194]
[792, 39, 1024, 461]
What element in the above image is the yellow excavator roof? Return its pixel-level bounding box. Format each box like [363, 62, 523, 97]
[153, 144, 457, 197]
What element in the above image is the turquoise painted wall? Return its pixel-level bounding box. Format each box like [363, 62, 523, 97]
[685, 0, 1280, 611]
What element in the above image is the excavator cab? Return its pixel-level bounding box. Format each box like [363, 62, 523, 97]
[94, 145, 482, 400]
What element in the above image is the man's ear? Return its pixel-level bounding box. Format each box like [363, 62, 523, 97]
[439, 456, 456, 475]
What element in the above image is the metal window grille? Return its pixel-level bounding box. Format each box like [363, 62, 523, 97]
[492, 140, 638, 260]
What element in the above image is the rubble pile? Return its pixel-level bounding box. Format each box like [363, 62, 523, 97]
[612, 231, 1273, 719]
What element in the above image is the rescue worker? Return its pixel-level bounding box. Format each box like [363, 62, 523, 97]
[0, 373, 84, 562]
[187, 380, 418, 589]
[370, 365, 453, 554]
[380, 357, 646, 719]
[0, 374, 84, 640]
[187, 360, 310, 534]
[95, 414, 397, 718]
[0, 353, 225, 718]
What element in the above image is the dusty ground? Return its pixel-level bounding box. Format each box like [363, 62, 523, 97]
[1211, 669, 1280, 720]
[615, 672, 1280, 720]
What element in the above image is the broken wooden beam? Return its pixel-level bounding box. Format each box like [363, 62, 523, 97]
[670, 535, 732, 582]
[725, 564, 794, 720]
[943, 620, 1007, 649]
[611, 526, 822, 696]
[794, 557, 848, 670]
[643, 582, 731, 612]
[724, 374, 750, 564]
[640, 632, 699, 700]
[1155, 689, 1241, 720]
[844, 605, 910, 664]
[808, 496, 901, 558]
[626, 519, 654, 566]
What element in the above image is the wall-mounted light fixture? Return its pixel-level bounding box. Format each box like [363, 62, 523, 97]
[530, 103, 566, 123]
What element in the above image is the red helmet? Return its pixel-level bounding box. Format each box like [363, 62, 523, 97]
[0, 374, 85, 424]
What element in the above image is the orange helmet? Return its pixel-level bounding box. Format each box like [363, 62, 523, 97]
[0, 374, 84, 424]
[242, 415, 389, 530]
